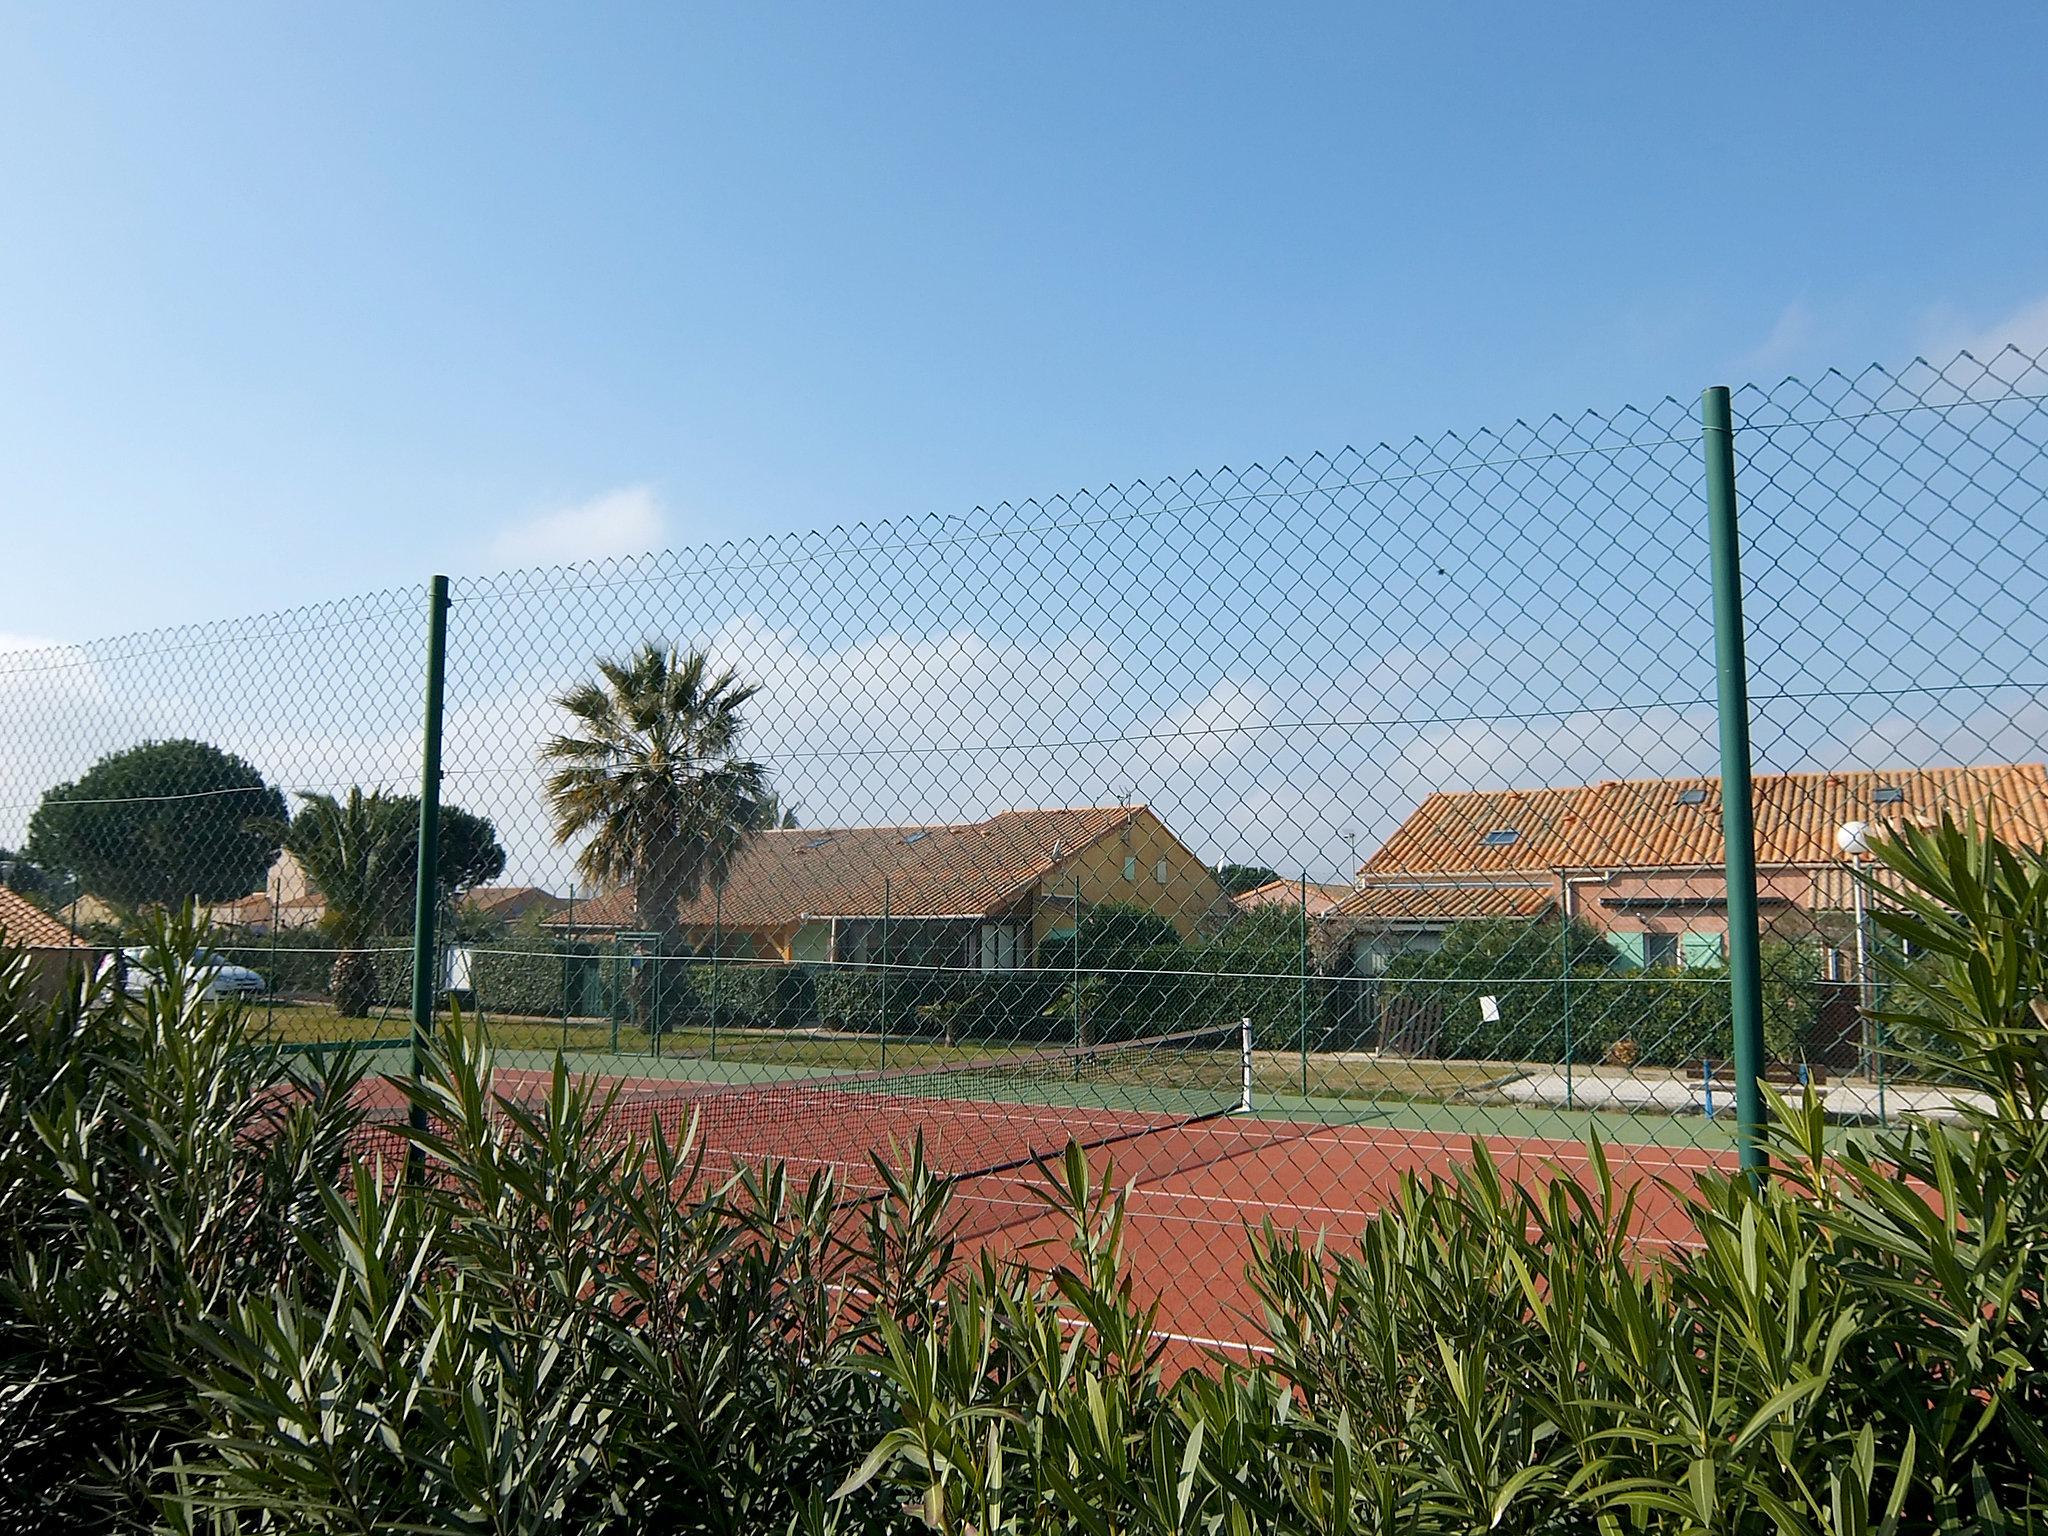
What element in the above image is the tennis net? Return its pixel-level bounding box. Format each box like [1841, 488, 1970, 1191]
[482, 1017, 1256, 1192]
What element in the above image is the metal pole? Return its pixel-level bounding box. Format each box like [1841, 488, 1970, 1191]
[266, 870, 279, 1037]
[1073, 875, 1083, 1051]
[1852, 866, 1870, 1076]
[1560, 891, 1574, 1111]
[879, 878, 890, 1073]
[406, 575, 451, 1186]
[1240, 1016, 1254, 1113]
[1854, 861, 1888, 1122]
[1298, 874, 1310, 1100]
[1702, 387, 1768, 1177]
[711, 886, 721, 1061]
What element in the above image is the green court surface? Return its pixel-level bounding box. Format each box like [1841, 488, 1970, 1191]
[266, 1011, 1907, 1153]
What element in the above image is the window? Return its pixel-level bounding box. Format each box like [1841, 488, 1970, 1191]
[1676, 787, 1708, 806]
[1480, 828, 1519, 847]
[1123, 856, 1138, 881]
[1679, 932, 1724, 969]
[1154, 858, 1169, 884]
[976, 924, 1019, 973]
[1872, 785, 1906, 805]
[1606, 931, 1680, 969]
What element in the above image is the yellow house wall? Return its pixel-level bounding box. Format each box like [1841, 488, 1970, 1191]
[676, 922, 796, 962]
[1028, 810, 1227, 948]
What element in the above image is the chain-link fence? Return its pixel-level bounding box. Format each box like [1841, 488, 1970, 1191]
[2, 344, 2043, 1349]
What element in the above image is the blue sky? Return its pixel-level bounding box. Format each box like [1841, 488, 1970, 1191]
[4, 4, 2045, 646]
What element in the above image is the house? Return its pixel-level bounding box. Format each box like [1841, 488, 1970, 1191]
[205, 850, 326, 934]
[1231, 878, 1353, 916]
[0, 886, 100, 1003]
[1324, 764, 2048, 972]
[544, 806, 1229, 968]
[460, 886, 568, 926]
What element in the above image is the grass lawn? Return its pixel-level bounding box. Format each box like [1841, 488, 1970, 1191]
[255, 998, 1526, 1108]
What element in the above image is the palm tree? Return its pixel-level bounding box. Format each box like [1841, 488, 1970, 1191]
[753, 791, 800, 830]
[280, 788, 416, 1018]
[542, 645, 769, 943]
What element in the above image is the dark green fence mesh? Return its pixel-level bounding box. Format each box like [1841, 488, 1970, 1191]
[3, 343, 2043, 1344]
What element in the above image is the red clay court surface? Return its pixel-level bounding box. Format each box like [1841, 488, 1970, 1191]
[351, 1065, 1734, 1357]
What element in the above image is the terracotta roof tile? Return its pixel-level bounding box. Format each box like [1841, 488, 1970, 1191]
[1232, 879, 1353, 915]
[462, 886, 567, 917]
[1324, 882, 1554, 924]
[548, 807, 1152, 931]
[1359, 764, 2048, 878]
[0, 887, 88, 950]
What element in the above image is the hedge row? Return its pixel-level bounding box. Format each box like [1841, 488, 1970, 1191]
[235, 934, 1834, 1071]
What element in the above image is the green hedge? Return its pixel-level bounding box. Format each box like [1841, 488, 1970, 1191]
[811, 967, 1065, 1045]
[687, 962, 816, 1032]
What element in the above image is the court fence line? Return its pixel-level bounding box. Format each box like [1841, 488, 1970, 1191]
[3, 343, 2044, 1293]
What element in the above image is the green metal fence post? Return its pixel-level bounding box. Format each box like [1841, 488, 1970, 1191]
[879, 878, 890, 1073]
[1298, 874, 1310, 1100]
[1701, 387, 1768, 1178]
[1560, 894, 1574, 1111]
[1073, 875, 1083, 1051]
[406, 574, 451, 1186]
[560, 891, 573, 1054]
[266, 870, 279, 1038]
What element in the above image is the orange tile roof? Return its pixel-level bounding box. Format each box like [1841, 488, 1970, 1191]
[1232, 878, 1354, 915]
[548, 807, 1153, 930]
[1359, 764, 2048, 878]
[0, 887, 88, 950]
[461, 886, 567, 917]
[1324, 881, 1554, 924]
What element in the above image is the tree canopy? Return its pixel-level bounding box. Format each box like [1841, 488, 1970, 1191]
[276, 790, 507, 940]
[25, 740, 285, 911]
[542, 644, 767, 938]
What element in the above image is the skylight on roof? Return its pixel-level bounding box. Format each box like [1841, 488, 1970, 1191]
[803, 836, 833, 850]
[1480, 828, 1520, 847]
[903, 830, 930, 844]
[1872, 785, 1906, 804]
[1677, 787, 1708, 806]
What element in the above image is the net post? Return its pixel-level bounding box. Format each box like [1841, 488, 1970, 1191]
[406, 573, 451, 1189]
[1240, 1015, 1254, 1113]
[711, 885, 721, 1061]
[1702, 385, 1768, 1179]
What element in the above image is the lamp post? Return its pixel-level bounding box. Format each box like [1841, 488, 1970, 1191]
[1836, 820, 1883, 1118]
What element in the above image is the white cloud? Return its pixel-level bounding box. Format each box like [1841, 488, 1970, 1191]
[0, 633, 65, 658]
[1735, 301, 1820, 375]
[490, 486, 667, 569]
[1920, 293, 2048, 370]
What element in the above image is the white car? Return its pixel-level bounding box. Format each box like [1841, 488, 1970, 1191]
[105, 947, 268, 999]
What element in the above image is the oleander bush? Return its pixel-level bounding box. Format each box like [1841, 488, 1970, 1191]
[0, 816, 2044, 1531]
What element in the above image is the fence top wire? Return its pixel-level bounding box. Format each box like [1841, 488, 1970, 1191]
[2, 344, 2032, 669]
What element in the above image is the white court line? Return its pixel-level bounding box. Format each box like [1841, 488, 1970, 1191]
[480, 1066, 1736, 1168]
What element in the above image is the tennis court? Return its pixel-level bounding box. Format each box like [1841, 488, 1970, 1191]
[343, 1021, 1733, 1354]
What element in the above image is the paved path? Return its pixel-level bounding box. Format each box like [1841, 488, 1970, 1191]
[1501, 1067, 1988, 1122]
